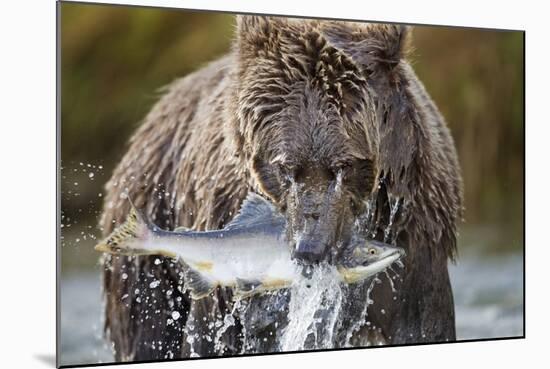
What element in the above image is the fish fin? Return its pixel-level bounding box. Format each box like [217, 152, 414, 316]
[234, 277, 264, 298]
[173, 226, 191, 232]
[94, 199, 151, 256]
[224, 192, 285, 231]
[184, 265, 216, 300]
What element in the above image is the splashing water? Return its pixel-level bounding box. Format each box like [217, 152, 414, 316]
[384, 196, 402, 243]
[384, 270, 397, 293]
[364, 197, 379, 238]
[342, 278, 376, 347]
[183, 308, 200, 357]
[212, 300, 240, 354]
[279, 264, 343, 351]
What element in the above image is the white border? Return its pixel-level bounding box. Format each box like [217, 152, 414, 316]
[1, 0, 547, 368]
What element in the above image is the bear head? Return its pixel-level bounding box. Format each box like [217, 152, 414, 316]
[229, 16, 414, 266]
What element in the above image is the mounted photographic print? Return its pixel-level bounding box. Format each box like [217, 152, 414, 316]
[57, 1, 524, 367]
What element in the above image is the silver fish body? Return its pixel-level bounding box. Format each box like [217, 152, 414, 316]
[96, 193, 405, 299]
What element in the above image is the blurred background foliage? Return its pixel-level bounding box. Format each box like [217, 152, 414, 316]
[60, 2, 523, 272]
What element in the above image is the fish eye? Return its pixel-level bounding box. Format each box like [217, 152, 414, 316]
[368, 248, 377, 255]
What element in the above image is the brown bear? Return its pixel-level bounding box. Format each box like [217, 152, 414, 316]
[100, 16, 463, 361]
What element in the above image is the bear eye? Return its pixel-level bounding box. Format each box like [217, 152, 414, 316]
[368, 248, 377, 255]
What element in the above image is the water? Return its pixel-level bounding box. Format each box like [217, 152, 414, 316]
[279, 264, 343, 351]
[59, 252, 523, 366]
[59, 275, 114, 366]
[449, 253, 524, 340]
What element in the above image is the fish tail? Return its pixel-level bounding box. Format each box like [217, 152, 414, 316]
[95, 200, 151, 256]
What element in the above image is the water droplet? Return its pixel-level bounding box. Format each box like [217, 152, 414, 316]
[171, 311, 181, 321]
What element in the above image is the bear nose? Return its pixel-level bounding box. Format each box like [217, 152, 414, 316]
[294, 239, 326, 265]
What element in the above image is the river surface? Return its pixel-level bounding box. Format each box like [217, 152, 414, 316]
[58, 253, 524, 366]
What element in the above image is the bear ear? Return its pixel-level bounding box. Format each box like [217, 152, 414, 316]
[236, 15, 285, 53]
[323, 23, 417, 197]
[321, 22, 411, 77]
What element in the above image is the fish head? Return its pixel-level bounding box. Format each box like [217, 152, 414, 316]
[347, 237, 405, 267]
[338, 236, 405, 283]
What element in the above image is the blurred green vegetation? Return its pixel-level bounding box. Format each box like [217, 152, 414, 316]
[412, 29, 524, 227]
[60, 3, 523, 271]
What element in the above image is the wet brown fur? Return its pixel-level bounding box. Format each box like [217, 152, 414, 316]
[100, 16, 462, 360]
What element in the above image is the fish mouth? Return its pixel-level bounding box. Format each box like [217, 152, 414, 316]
[375, 249, 403, 267]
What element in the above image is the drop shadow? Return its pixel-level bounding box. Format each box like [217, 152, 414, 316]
[34, 353, 56, 367]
